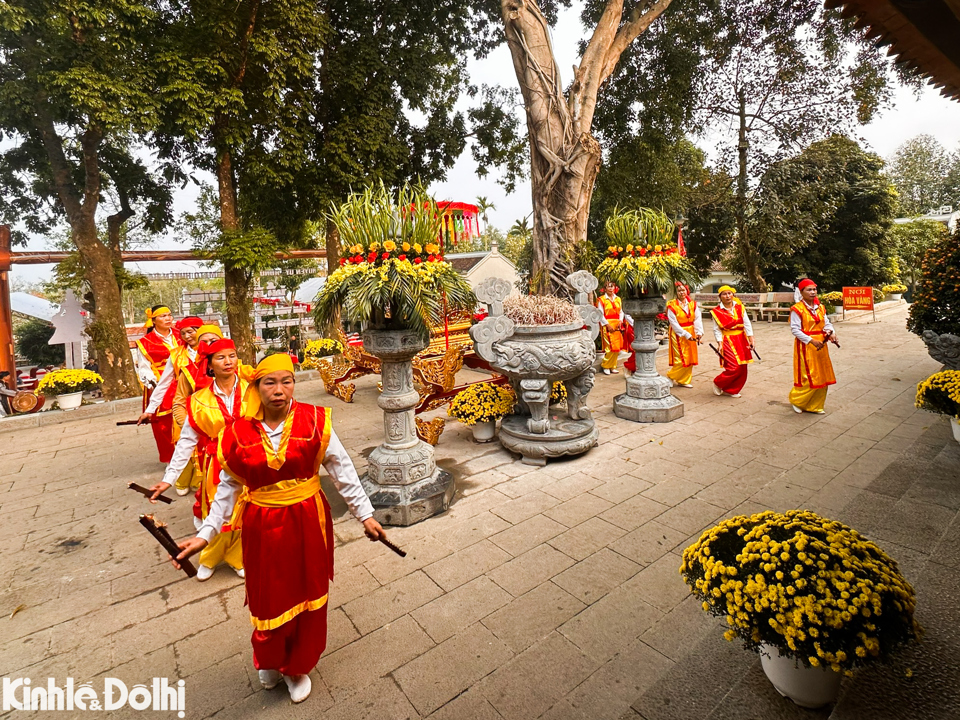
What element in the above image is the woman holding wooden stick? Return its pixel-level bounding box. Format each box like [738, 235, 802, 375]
[171, 354, 386, 704]
[149, 336, 247, 581]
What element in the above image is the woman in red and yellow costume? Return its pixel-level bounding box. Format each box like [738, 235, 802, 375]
[134, 305, 180, 462]
[597, 281, 625, 374]
[139, 316, 208, 493]
[789, 279, 837, 414]
[150, 337, 247, 579]
[665, 282, 703, 388]
[172, 355, 387, 704]
[710, 286, 754, 397]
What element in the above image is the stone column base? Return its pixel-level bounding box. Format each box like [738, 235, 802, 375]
[499, 415, 599, 466]
[361, 440, 455, 526]
[613, 392, 684, 423]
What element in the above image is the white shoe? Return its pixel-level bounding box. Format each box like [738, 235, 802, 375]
[283, 674, 312, 703]
[196, 564, 214, 582]
[712, 384, 722, 396]
[792, 405, 803, 414]
[176, 487, 191, 496]
[259, 669, 281, 689]
[679, 383, 692, 388]
[730, 393, 742, 398]
[610, 369, 620, 374]
[603, 369, 611, 375]
[234, 567, 245, 579]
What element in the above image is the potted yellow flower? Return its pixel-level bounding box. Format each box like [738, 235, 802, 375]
[447, 381, 515, 442]
[300, 338, 344, 371]
[882, 283, 907, 301]
[916, 369, 960, 443]
[681, 510, 921, 708]
[36, 368, 103, 411]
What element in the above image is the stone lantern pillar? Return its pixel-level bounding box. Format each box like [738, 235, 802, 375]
[613, 294, 684, 423]
[359, 329, 454, 525]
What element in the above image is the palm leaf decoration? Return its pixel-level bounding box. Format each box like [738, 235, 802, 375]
[595, 207, 701, 296]
[314, 182, 476, 341]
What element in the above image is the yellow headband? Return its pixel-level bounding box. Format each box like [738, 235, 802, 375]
[242, 354, 297, 419]
[718, 285, 736, 294]
[144, 306, 172, 328]
[196, 324, 223, 339]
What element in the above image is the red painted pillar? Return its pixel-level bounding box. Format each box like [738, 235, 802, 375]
[0, 225, 15, 391]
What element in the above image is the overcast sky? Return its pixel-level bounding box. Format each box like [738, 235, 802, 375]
[11, 7, 960, 285]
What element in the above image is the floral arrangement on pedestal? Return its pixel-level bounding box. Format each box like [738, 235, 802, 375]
[447, 382, 515, 426]
[882, 283, 907, 295]
[313, 183, 475, 338]
[36, 368, 103, 396]
[594, 208, 701, 296]
[681, 510, 922, 675]
[300, 338, 344, 370]
[916, 370, 960, 418]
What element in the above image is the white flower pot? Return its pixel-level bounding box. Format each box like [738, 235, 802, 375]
[951, 417, 960, 444]
[890, 293, 903, 301]
[56, 392, 83, 411]
[471, 420, 496, 443]
[759, 644, 842, 709]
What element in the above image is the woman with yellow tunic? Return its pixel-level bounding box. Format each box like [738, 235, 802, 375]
[150, 337, 247, 579]
[597, 281, 624, 374]
[171, 355, 387, 704]
[665, 282, 702, 388]
[789, 279, 837, 414]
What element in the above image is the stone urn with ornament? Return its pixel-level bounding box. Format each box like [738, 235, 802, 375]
[469, 272, 602, 466]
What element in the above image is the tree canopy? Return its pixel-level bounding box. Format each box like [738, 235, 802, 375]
[748, 135, 897, 289]
[888, 135, 960, 217]
[592, 0, 906, 291]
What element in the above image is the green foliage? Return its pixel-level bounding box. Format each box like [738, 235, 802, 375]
[907, 225, 960, 337]
[888, 135, 955, 217]
[748, 136, 898, 289]
[503, 218, 533, 294]
[890, 219, 949, 291]
[589, 136, 736, 277]
[595, 208, 702, 296]
[0, 0, 175, 238]
[315, 184, 476, 340]
[14, 319, 65, 367]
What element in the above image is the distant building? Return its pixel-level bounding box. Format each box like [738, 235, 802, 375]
[892, 207, 959, 234]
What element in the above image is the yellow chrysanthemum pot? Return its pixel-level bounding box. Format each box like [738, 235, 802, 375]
[681, 510, 922, 709]
[758, 644, 842, 708]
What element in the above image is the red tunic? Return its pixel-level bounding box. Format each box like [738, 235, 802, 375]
[710, 301, 753, 366]
[137, 330, 179, 462]
[217, 401, 334, 631]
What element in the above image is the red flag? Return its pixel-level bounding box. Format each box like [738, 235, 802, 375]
[677, 226, 687, 257]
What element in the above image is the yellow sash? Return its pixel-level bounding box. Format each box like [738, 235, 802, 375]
[229, 475, 322, 530]
[721, 328, 745, 336]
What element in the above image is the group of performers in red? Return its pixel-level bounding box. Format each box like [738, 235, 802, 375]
[596, 279, 838, 413]
[134, 308, 386, 704]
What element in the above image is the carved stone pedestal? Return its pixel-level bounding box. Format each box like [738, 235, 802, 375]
[360, 329, 454, 526]
[613, 295, 684, 423]
[470, 271, 603, 466]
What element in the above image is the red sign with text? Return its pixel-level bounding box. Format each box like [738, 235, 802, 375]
[842, 287, 874, 311]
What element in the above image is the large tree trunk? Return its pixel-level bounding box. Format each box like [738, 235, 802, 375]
[215, 148, 257, 365]
[33, 113, 139, 399]
[75, 220, 141, 399]
[321, 218, 342, 334]
[500, 0, 673, 295]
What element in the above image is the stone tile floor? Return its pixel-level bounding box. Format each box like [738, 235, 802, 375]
[1, 302, 957, 719]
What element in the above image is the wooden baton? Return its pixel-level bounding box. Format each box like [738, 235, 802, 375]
[378, 536, 407, 558]
[128, 482, 173, 504]
[139, 515, 197, 578]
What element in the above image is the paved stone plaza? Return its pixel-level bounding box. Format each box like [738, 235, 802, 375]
[2, 303, 958, 719]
